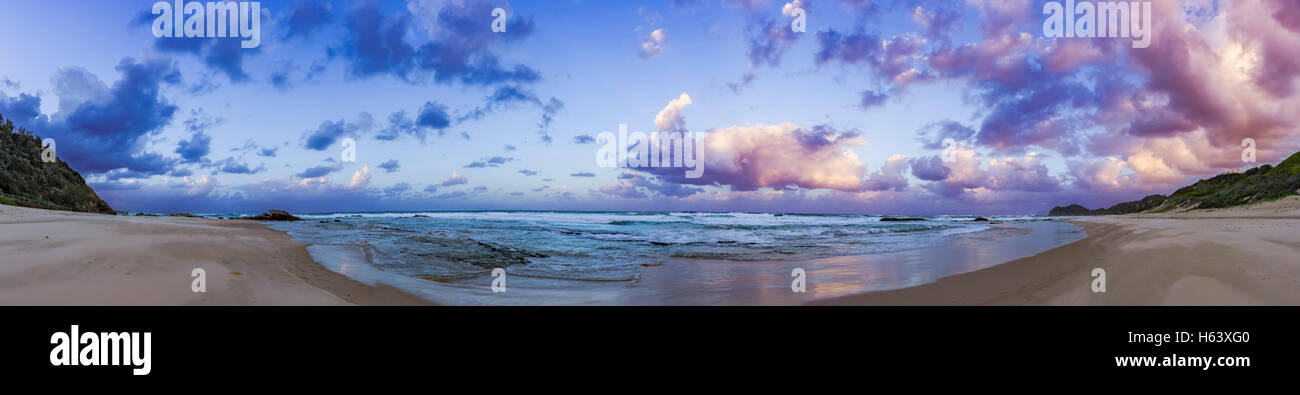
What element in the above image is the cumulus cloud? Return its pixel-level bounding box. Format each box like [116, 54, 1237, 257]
[438, 172, 468, 187]
[139, 10, 268, 83]
[744, 17, 800, 68]
[599, 171, 702, 198]
[348, 166, 372, 189]
[1070, 157, 1129, 190]
[175, 131, 211, 163]
[0, 58, 182, 178]
[340, 0, 538, 86]
[862, 154, 909, 191]
[303, 112, 374, 150]
[654, 93, 692, 131]
[916, 120, 977, 150]
[910, 4, 962, 42]
[646, 123, 870, 192]
[464, 156, 514, 168]
[728, 1, 808, 91]
[207, 157, 266, 175]
[916, 147, 1060, 199]
[640, 29, 667, 58]
[908, 155, 951, 181]
[906, 0, 1300, 195]
[297, 163, 343, 178]
[416, 101, 451, 130]
[815, 30, 932, 94]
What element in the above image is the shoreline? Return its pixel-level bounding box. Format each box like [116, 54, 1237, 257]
[812, 197, 1300, 305]
[0, 204, 431, 306]
[8, 196, 1300, 306]
[275, 216, 1083, 305]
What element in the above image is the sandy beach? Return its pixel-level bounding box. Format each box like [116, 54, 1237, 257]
[814, 196, 1300, 306]
[0, 205, 430, 305]
[5, 196, 1300, 306]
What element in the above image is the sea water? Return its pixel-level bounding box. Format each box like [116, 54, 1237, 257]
[251, 211, 1085, 305]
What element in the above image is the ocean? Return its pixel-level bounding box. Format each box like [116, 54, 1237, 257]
[241, 211, 1087, 305]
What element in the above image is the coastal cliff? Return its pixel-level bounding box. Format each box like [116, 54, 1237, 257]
[1051, 151, 1300, 216]
[0, 114, 115, 214]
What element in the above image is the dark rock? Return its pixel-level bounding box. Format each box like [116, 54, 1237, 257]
[400, 238, 549, 268]
[880, 217, 926, 222]
[241, 210, 301, 221]
[412, 214, 430, 218]
[973, 217, 990, 222]
[168, 213, 200, 218]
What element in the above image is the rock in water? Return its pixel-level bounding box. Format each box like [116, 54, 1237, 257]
[242, 210, 301, 221]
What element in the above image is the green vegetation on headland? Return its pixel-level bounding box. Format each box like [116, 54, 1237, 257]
[1050, 150, 1300, 216]
[0, 113, 115, 214]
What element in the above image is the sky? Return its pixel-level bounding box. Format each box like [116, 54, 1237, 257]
[2, 0, 1299, 215]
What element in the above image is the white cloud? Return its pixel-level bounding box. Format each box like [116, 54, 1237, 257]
[654, 93, 692, 131]
[640, 28, 667, 59]
[348, 166, 371, 189]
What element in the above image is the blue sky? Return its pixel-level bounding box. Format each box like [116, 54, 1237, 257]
[3, 0, 1298, 214]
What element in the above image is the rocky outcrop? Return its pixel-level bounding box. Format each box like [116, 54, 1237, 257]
[404, 236, 548, 268]
[241, 210, 301, 221]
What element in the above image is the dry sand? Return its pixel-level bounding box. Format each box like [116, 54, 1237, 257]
[814, 196, 1300, 305]
[0, 205, 430, 305]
